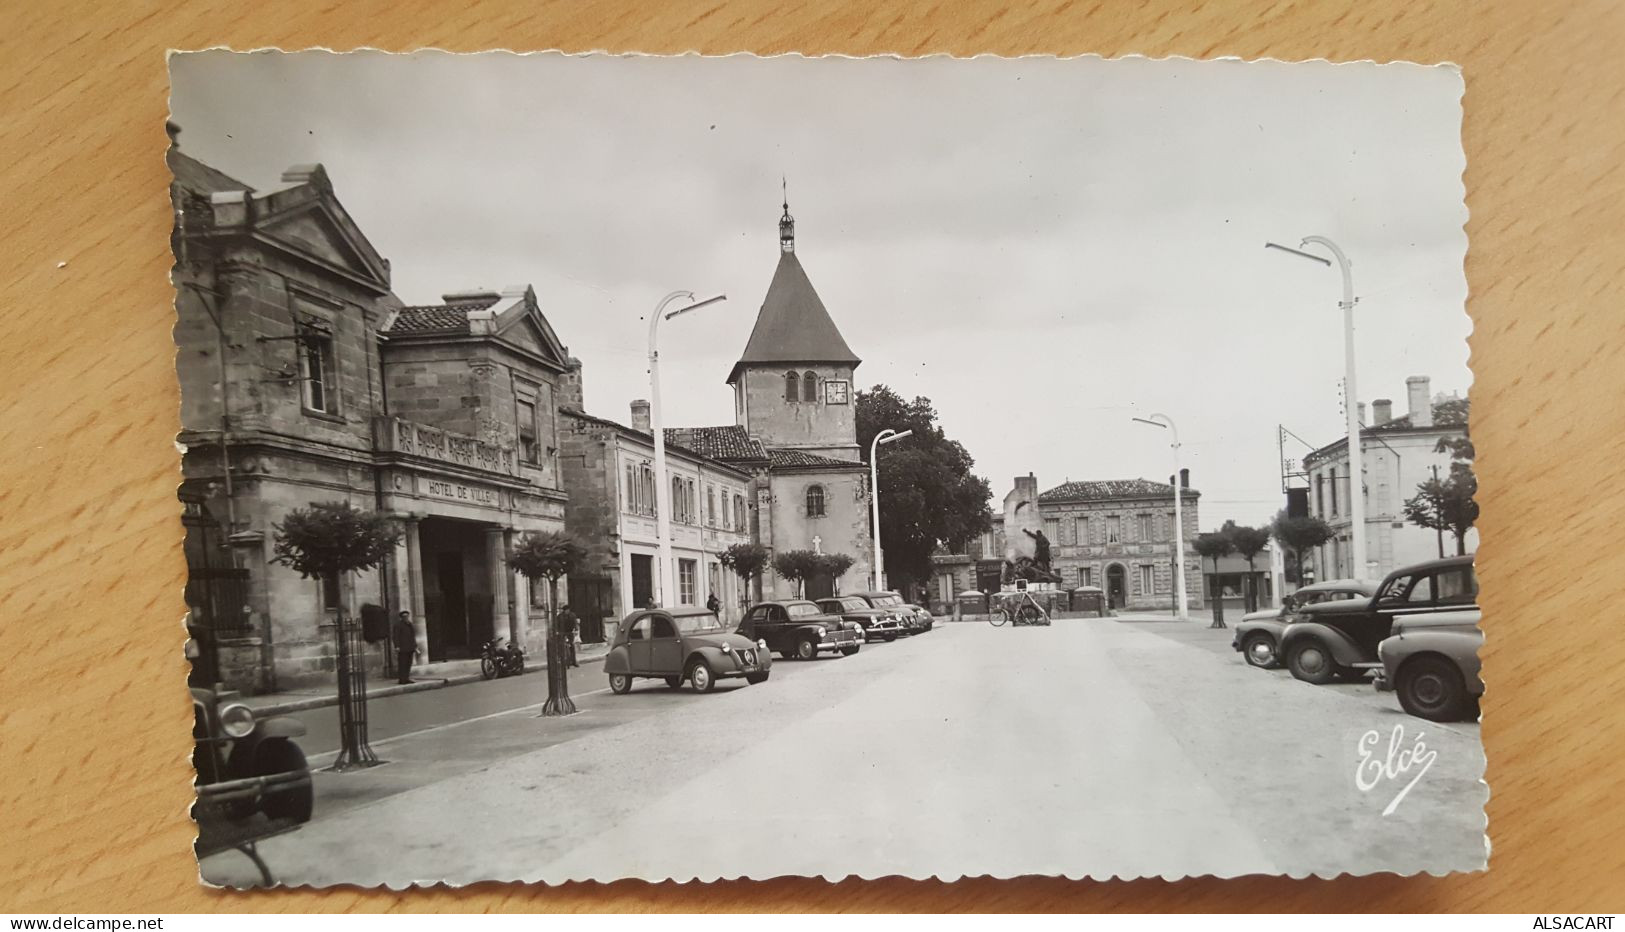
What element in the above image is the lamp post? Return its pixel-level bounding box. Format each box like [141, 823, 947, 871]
[648, 290, 727, 607]
[868, 428, 913, 590]
[1131, 414, 1187, 620]
[1266, 237, 1365, 577]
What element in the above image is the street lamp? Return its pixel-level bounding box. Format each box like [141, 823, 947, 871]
[1266, 236, 1365, 578]
[649, 290, 727, 607]
[869, 428, 913, 590]
[1131, 414, 1187, 620]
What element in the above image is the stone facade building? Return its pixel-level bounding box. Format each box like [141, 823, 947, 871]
[560, 400, 753, 639]
[172, 143, 569, 693]
[1302, 376, 1475, 580]
[930, 473, 1203, 612]
[669, 200, 872, 601]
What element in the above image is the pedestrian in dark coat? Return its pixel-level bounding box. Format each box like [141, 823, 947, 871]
[392, 610, 419, 685]
[556, 604, 580, 668]
[706, 593, 721, 615]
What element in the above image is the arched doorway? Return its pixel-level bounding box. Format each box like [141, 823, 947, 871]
[1106, 563, 1128, 609]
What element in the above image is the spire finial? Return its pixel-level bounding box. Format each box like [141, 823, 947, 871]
[778, 177, 795, 254]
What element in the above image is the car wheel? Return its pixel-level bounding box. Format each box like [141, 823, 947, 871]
[841, 646, 859, 656]
[256, 739, 313, 824]
[745, 672, 769, 685]
[608, 673, 633, 695]
[1241, 633, 1277, 668]
[664, 675, 681, 689]
[795, 636, 817, 661]
[688, 659, 716, 693]
[1286, 639, 1338, 685]
[1397, 655, 1469, 722]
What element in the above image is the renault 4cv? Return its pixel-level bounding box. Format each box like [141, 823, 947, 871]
[736, 599, 862, 661]
[604, 606, 771, 694]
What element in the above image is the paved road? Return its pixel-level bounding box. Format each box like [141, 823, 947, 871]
[203, 618, 1486, 886]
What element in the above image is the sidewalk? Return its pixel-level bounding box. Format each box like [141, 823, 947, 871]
[240, 641, 611, 717]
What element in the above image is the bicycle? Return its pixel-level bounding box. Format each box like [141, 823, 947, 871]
[989, 592, 1047, 627]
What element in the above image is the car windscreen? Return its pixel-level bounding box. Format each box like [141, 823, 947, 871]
[871, 595, 903, 607]
[839, 598, 869, 611]
[674, 613, 724, 634]
[787, 602, 822, 617]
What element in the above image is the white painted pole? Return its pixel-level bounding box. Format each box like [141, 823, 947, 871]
[868, 428, 912, 591]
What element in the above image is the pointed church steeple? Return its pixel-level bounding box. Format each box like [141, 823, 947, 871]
[726, 195, 860, 386]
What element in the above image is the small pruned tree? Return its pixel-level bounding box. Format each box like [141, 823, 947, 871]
[1192, 530, 1235, 629]
[1404, 435, 1479, 556]
[816, 553, 856, 591]
[272, 500, 402, 769]
[1271, 511, 1337, 586]
[771, 550, 823, 598]
[508, 530, 588, 716]
[719, 542, 771, 608]
[1223, 520, 1273, 612]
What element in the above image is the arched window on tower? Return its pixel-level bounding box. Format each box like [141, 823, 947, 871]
[806, 484, 826, 517]
[785, 371, 800, 402]
[803, 370, 818, 402]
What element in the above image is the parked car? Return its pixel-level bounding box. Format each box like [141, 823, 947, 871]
[1231, 578, 1379, 668]
[1280, 555, 1478, 685]
[604, 606, 772, 694]
[736, 599, 862, 660]
[853, 590, 934, 633]
[1375, 607, 1483, 722]
[816, 596, 904, 642]
[190, 682, 314, 827]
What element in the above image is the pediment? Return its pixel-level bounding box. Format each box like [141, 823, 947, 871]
[256, 197, 390, 292]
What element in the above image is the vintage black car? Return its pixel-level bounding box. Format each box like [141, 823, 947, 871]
[816, 595, 904, 642]
[1280, 555, 1478, 685]
[736, 599, 862, 660]
[853, 590, 934, 633]
[191, 685, 314, 826]
[603, 606, 771, 694]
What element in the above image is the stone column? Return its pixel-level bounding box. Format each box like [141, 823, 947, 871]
[487, 527, 515, 650]
[509, 529, 530, 650]
[402, 517, 428, 668]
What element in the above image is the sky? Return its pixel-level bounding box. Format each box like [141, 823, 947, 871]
[169, 52, 1469, 530]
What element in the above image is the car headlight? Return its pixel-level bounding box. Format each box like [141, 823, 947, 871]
[219, 702, 255, 739]
[816, 626, 826, 638]
[757, 638, 768, 649]
[721, 642, 733, 653]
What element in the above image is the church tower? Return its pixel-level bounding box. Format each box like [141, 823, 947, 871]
[728, 196, 862, 462]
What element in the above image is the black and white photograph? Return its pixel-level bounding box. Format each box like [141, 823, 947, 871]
[168, 51, 1483, 887]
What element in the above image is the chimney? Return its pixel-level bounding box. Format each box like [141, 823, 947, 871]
[630, 399, 651, 433]
[1372, 398, 1393, 425]
[1358, 402, 1368, 426]
[557, 357, 584, 411]
[1406, 376, 1433, 428]
[1180, 468, 1190, 489]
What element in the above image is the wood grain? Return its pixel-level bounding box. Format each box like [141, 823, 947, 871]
[3, 0, 1622, 913]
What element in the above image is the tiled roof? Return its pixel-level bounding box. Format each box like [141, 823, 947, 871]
[168, 150, 253, 197]
[562, 410, 748, 477]
[664, 425, 769, 463]
[728, 251, 860, 383]
[387, 296, 501, 334]
[1039, 478, 1194, 503]
[767, 448, 863, 470]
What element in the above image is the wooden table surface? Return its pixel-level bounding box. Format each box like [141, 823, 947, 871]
[3, 0, 1622, 913]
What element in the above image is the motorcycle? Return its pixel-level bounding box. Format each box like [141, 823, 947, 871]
[480, 636, 526, 679]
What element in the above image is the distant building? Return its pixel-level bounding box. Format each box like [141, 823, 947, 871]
[1303, 376, 1474, 580]
[559, 401, 753, 639]
[929, 473, 1203, 612]
[669, 198, 873, 600]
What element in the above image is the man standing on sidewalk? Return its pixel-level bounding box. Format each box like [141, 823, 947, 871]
[556, 603, 580, 668]
[392, 610, 419, 684]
